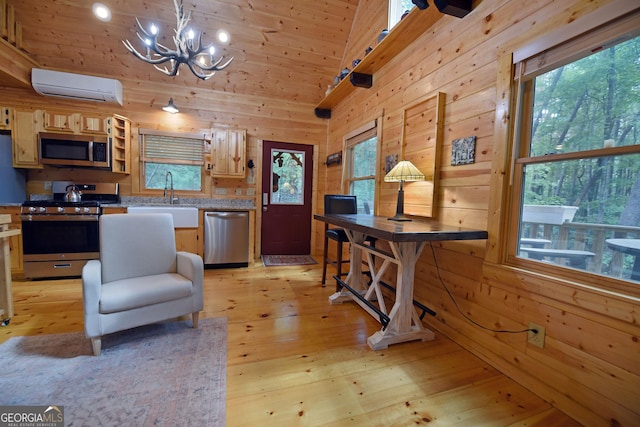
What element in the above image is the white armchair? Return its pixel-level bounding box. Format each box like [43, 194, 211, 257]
[82, 213, 204, 356]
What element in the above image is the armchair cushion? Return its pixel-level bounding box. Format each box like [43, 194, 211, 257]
[99, 273, 194, 314]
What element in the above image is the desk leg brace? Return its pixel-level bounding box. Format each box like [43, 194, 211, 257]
[334, 275, 390, 329]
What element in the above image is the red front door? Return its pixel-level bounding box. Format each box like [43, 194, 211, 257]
[261, 141, 313, 255]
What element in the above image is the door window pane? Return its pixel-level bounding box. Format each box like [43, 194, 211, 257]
[271, 149, 305, 205]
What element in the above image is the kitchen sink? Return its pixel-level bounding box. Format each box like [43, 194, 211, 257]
[127, 206, 199, 228]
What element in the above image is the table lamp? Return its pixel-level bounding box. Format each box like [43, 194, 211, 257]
[384, 160, 426, 221]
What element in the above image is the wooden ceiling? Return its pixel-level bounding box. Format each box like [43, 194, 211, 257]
[1, 0, 359, 106]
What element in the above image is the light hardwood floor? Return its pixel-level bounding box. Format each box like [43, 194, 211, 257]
[1, 262, 581, 426]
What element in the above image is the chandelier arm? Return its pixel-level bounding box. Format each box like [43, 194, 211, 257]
[192, 32, 204, 53]
[197, 56, 234, 72]
[186, 62, 215, 80]
[154, 41, 177, 55]
[133, 17, 154, 39]
[123, 40, 179, 65]
[154, 63, 180, 77]
[174, 0, 191, 38]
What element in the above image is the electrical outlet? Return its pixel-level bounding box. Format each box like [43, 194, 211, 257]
[215, 188, 227, 195]
[235, 188, 243, 195]
[44, 181, 52, 190]
[528, 322, 545, 349]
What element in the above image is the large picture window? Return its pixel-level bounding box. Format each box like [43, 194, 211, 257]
[139, 130, 205, 193]
[509, 11, 640, 289]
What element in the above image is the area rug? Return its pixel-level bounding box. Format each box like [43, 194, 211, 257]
[0, 317, 227, 426]
[262, 254, 317, 266]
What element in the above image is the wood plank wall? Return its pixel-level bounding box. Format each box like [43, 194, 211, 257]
[322, 0, 639, 426]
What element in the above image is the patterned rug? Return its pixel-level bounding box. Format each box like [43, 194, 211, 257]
[262, 254, 317, 266]
[0, 317, 227, 426]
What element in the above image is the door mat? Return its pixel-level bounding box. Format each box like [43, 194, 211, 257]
[262, 255, 317, 266]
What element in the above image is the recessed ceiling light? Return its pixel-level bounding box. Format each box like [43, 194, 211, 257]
[92, 3, 112, 22]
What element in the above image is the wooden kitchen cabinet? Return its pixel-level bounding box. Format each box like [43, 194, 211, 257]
[41, 110, 75, 133]
[101, 207, 127, 214]
[176, 228, 199, 254]
[12, 110, 42, 168]
[208, 128, 246, 178]
[0, 107, 11, 130]
[79, 113, 108, 134]
[108, 115, 130, 174]
[40, 110, 108, 135]
[0, 207, 23, 276]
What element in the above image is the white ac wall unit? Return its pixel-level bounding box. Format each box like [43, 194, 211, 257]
[31, 68, 123, 106]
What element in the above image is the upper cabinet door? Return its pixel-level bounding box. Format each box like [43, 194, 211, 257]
[12, 110, 42, 169]
[79, 113, 108, 135]
[209, 128, 246, 178]
[41, 110, 75, 133]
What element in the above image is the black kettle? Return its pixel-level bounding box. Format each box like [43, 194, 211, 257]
[64, 185, 83, 202]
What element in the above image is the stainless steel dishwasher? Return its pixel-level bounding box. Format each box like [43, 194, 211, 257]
[204, 211, 249, 268]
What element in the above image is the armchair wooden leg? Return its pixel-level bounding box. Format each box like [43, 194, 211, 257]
[192, 312, 200, 328]
[91, 338, 102, 356]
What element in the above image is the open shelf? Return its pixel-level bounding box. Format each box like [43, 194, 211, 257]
[109, 115, 131, 174]
[314, 6, 443, 117]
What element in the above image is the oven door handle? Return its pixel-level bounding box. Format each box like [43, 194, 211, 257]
[53, 263, 73, 269]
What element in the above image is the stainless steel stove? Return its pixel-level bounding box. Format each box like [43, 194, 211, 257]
[20, 182, 119, 279]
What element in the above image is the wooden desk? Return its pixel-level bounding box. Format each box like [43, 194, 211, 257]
[314, 213, 488, 350]
[606, 238, 640, 281]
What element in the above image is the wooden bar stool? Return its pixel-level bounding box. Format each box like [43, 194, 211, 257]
[321, 195, 376, 291]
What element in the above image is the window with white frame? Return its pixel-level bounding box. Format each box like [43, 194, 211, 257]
[388, 0, 416, 29]
[344, 122, 378, 215]
[139, 130, 205, 192]
[508, 10, 640, 289]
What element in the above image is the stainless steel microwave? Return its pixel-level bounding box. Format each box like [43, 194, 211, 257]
[39, 132, 110, 168]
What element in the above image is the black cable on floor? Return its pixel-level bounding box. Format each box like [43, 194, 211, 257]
[429, 242, 536, 335]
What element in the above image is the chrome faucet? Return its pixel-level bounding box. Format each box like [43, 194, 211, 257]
[164, 171, 178, 204]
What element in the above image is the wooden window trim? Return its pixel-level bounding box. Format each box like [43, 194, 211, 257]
[487, 3, 640, 298]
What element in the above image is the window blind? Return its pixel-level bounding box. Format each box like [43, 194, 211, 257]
[515, 8, 640, 81]
[345, 120, 377, 148]
[141, 133, 205, 166]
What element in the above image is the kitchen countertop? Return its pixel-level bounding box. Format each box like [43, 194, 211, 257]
[104, 196, 256, 210]
[1, 197, 256, 210]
